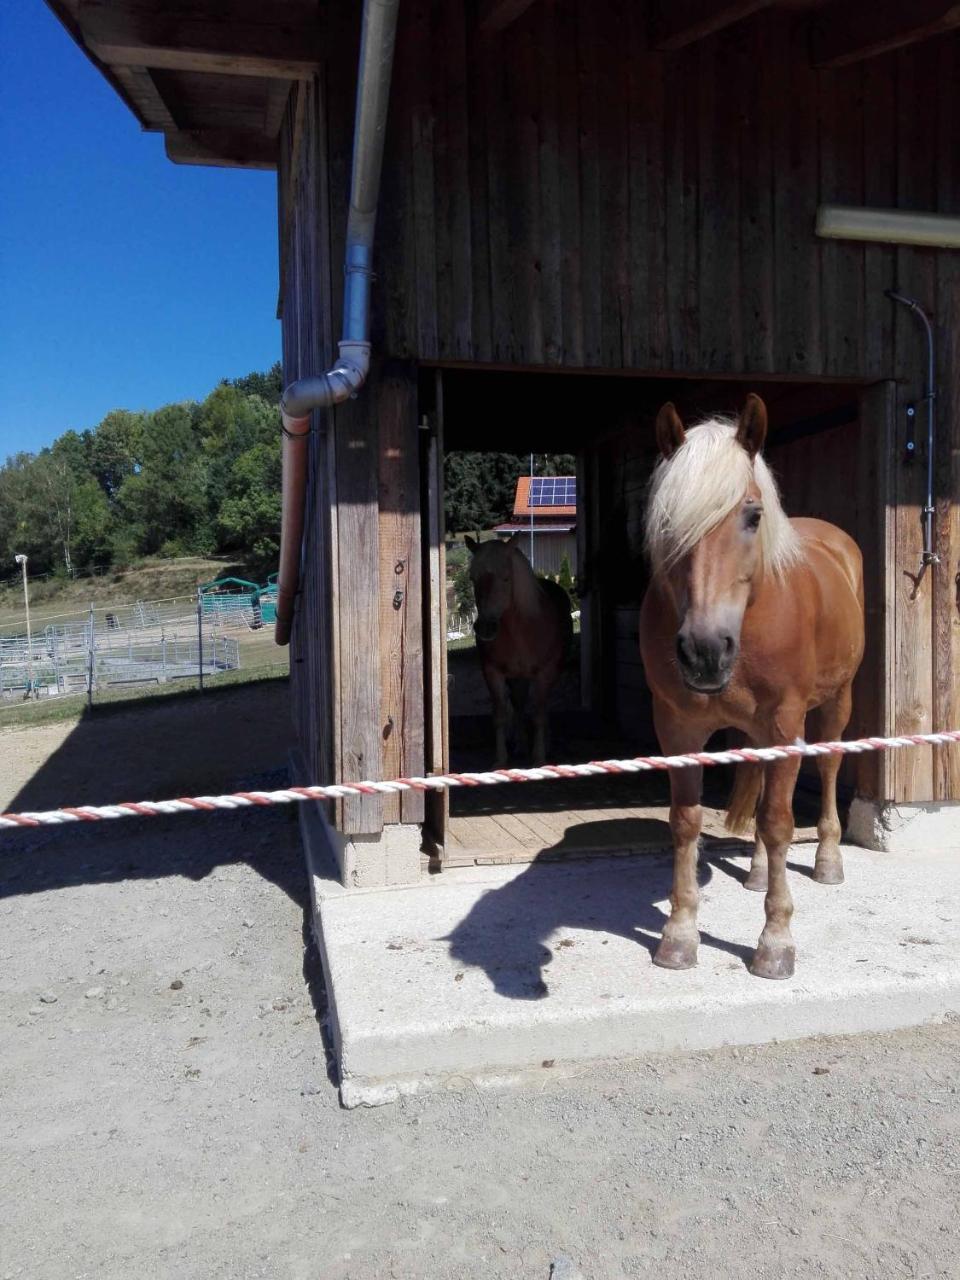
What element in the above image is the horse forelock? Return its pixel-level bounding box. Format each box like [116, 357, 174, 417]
[644, 417, 802, 576]
[470, 539, 542, 613]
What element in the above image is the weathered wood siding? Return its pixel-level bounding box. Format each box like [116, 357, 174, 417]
[281, 1, 960, 816]
[280, 72, 426, 838]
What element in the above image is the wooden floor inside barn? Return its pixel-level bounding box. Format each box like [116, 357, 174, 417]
[444, 713, 820, 867]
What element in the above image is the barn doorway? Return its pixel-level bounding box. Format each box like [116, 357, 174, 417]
[420, 367, 880, 866]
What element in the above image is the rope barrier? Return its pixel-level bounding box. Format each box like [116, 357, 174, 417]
[2, 729, 958, 834]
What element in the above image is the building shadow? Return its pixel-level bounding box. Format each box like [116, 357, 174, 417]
[445, 819, 757, 1000]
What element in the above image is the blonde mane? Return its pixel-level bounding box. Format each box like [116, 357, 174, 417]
[644, 417, 802, 576]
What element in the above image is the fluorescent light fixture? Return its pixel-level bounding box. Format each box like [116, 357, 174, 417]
[815, 205, 960, 249]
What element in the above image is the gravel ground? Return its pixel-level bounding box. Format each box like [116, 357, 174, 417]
[2, 694, 959, 1279]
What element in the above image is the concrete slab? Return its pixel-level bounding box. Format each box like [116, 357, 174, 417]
[307, 827, 960, 1107]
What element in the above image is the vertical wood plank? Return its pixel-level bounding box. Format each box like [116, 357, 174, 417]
[861, 52, 897, 379]
[933, 34, 960, 799]
[818, 60, 864, 377]
[378, 364, 425, 825]
[556, 0, 584, 365]
[772, 11, 821, 375]
[465, 4, 492, 362]
[482, 26, 515, 361]
[891, 41, 937, 802]
[334, 376, 383, 835]
[698, 27, 742, 372]
[596, 0, 629, 367]
[738, 12, 774, 373]
[513, 6, 544, 363]
[860, 382, 897, 802]
[538, 0, 563, 364]
[663, 44, 699, 369]
[576, 0, 602, 365]
[442, 0, 473, 359]
[410, 0, 439, 360]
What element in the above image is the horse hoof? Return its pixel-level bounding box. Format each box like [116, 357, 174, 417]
[653, 936, 698, 970]
[750, 944, 795, 980]
[743, 868, 768, 893]
[813, 860, 844, 886]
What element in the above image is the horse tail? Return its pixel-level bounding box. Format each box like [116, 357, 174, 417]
[725, 762, 763, 836]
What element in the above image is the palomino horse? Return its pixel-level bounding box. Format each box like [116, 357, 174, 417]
[466, 535, 573, 766]
[639, 395, 864, 980]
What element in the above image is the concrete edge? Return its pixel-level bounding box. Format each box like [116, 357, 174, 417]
[847, 797, 960, 853]
[336, 983, 960, 1109]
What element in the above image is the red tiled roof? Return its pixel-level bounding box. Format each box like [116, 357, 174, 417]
[512, 475, 576, 518]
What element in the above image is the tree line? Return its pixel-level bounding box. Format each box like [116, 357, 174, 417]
[0, 365, 283, 580]
[1, 360, 574, 584]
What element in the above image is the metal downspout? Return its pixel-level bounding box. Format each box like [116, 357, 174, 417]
[886, 289, 939, 573]
[275, 0, 401, 645]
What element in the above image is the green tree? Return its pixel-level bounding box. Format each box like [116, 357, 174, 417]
[217, 438, 282, 566]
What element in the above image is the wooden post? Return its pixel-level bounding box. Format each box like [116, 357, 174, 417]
[377, 361, 425, 826]
[332, 367, 385, 835]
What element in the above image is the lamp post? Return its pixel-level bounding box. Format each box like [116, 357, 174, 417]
[14, 554, 34, 696]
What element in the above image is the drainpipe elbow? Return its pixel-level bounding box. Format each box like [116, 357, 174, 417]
[279, 341, 371, 420]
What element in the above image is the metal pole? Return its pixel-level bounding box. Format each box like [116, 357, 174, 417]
[529, 453, 535, 571]
[14, 555, 33, 696]
[87, 604, 95, 710]
[197, 588, 204, 692]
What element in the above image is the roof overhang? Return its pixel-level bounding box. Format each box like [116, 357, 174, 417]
[44, 1, 326, 170]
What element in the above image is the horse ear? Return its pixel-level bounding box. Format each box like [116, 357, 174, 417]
[465, 535, 479, 554]
[736, 394, 768, 458]
[655, 402, 685, 459]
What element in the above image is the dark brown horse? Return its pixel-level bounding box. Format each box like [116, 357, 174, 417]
[639, 395, 865, 980]
[466, 536, 573, 766]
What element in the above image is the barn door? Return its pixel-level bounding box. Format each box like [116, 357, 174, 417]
[421, 369, 449, 856]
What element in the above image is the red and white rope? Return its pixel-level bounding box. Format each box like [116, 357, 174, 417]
[2, 729, 958, 833]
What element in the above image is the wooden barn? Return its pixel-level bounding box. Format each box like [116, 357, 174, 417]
[50, 1, 960, 887]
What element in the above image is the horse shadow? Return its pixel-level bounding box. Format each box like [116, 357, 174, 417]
[444, 819, 757, 1000]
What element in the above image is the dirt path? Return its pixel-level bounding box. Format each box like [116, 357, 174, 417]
[2, 698, 958, 1278]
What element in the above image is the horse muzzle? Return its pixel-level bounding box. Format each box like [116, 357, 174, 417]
[474, 617, 499, 643]
[676, 627, 737, 695]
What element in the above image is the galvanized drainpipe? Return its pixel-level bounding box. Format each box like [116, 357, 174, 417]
[275, 0, 401, 645]
[886, 289, 939, 571]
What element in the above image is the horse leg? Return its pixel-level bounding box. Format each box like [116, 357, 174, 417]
[812, 684, 852, 886]
[751, 717, 804, 980]
[528, 666, 556, 766]
[745, 834, 768, 893]
[483, 667, 512, 768]
[507, 678, 530, 759]
[653, 707, 706, 971]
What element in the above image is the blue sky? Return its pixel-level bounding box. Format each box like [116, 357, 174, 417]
[0, 3, 281, 458]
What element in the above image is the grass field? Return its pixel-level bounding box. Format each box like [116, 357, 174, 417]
[0, 661, 289, 730]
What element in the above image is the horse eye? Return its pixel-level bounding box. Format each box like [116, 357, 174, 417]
[746, 508, 762, 531]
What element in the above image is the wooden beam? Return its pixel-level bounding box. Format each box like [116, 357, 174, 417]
[110, 64, 176, 131]
[165, 129, 277, 170]
[478, 0, 537, 35]
[650, 1, 775, 51]
[79, 0, 322, 80]
[264, 81, 292, 138]
[811, 1, 960, 70]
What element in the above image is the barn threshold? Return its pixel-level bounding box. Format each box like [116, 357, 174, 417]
[303, 809, 960, 1107]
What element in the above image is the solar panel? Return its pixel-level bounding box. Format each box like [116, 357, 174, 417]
[529, 477, 576, 508]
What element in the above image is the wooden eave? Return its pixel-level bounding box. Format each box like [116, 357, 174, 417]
[44, 1, 325, 171]
[45, 0, 960, 175]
